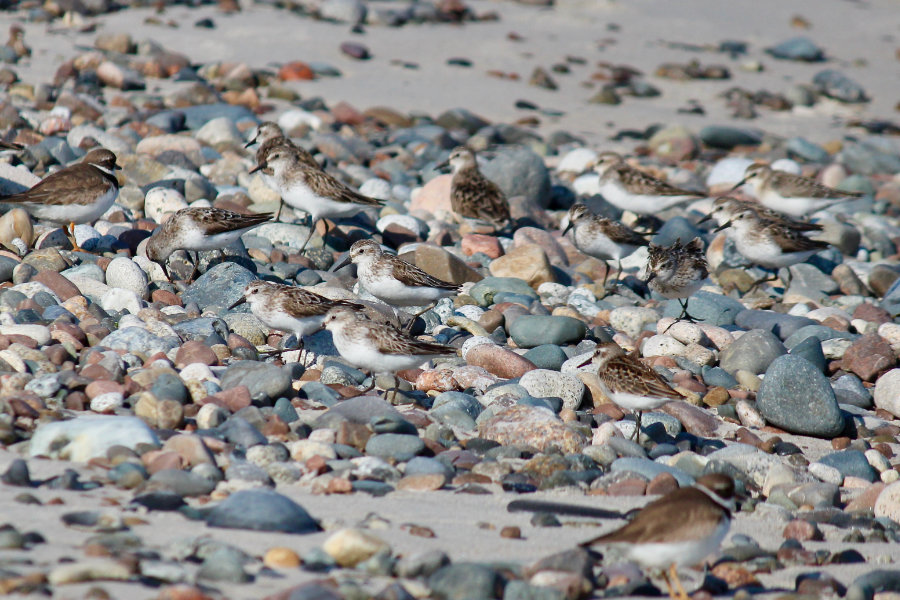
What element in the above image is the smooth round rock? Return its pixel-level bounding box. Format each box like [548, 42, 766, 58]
[322, 528, 389, 567]
[756, 354, 844, 437]
[105, 257, 149, 300]
[519, 369, 585, 411]
[206, 489, 319, 533]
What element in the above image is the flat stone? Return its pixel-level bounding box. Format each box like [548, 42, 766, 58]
[479, 405, 587, 453]
[206, 489, 319, 533]
[756, 355, 844, 437]
[30, 416, 159, 462]
[509, 315, 586, 348]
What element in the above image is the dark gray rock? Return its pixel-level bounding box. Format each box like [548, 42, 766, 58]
[314, 396, 404, 428]
[784, 325, 858, 350]
[481, 146, 552, 208]
[734, 310, 818, 340]
[220, 361, 292, 403]
[789, 336, 827, 372]
[181, 263, 256, 311]
[757, 354, 844, 437]
[206, 489, 319, 533]
[813, 70, 868, 103]
[662, 291, 744, 326]
[699, 126, 763, 150]
[833, 374, 873, 408]
[817, 450, 876, 482]
[766, 37, 825, 62]
[365, 434, 425, 462]
[428, 563, 504, 600]
[508, 315, 586, 348]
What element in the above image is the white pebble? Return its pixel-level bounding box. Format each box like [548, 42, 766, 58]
[100, 288, 143, 315]
[144, 187, 188, 223]
[809, 462, 843, 485]
[90, 392, 125, 413]
[657, 319, 706, 345]
[179, 363, 216, 382]
[735, 399, 765, 429]
[105, 256, 149, 299]
[866, 449, 892, 473]
[610, 306, 660, 338]
[359, 178, 392, 201]
[461, 336, 496, 360]
[641, 334, 686, 358]
[557, 148, 598, 173]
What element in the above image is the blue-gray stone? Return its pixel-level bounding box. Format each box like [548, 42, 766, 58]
[883, 276, 900, 316]
[220, 361, 291, 403]
[610, 457, 694, 486]
[108, 462, 148, 487]
[226, 462, 273, 487]
[165, 104, 257, 130]
[757, 354, 844, 437]
[220, 416, 267, 448]
[365, 434, 425, 462]
[481, 145, 552, 208]
[523, 344, 568, 371]
[503, 580, 567, 600]
[699, 126, 763, 150]
[405, 456, 454, 481]
[197, 547, 251, 583]
[651, 216, 703, 246]
[718, 329, 786, 375]
[300, 381, 342, 406]
[789, 336, 826, 372]
[818, 450, 876, 482]
[662, 291, 744, 326]
[432, 392, 482, 420]
[813, 69, 868, 103]
[841, 140, 900, 177]
[273, 397, 299, 423]
[786, 137, 830, 163]
[181, 263, 256, 311]
[518, 396, 562, 412]
[702, 367, 739, 389]
[151, 372, 189, 404]
[845, 569, 900, 600]
[0, 256, 17, 283]
[206, 489, 319, 533]
[784, 325, 858, 350]
[314, 396, 404, 428]
[149, 469, 216, 497]
[429, 563, 504, 600]
[508, 315, 586, 348]
[98, 327, 179, 356]
[493, 292, 536, 307]
[766, 37, 825, 62]
[788, 263, 840, 296]
[833, 374, 873, 409]
[172, 317, 229, 342]
[469, 277, 538, 306]
[607, 437, 646, 458]
[734, 309, 818, 341]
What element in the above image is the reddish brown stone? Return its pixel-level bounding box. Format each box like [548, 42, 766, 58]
[841, 333, 896, 381]
[261, 415, 290, 437]
[326, 477, 353, 494]
[466, 344, 537, 379]
[853, 303, 892, 325]
[33, 271, 80, 300]
[51, 321, 87, 345]
[151, 289, 182, 306]
[783, 519, 823, 541]
[145, 451, 184, 474]
[44, 344, 71, 365]
[8, 398, 39, 418]
[453, 472, 492, 485]
[80, 364, 114, 381]
[227, 333, 254, 351]
[161, 434, 216, 466]
[832, 436, 851, 450]
[336, 422, 371, 450]
[660, 402, 720, 437]
[65, 391, 86, 411]
[305, 455, 328, 474]
[646, 472, 679, 496]
[606, 478, 648, 496]
[278, 61, 314, 81]
[710, 563, 761, 588]
[461, 233, 503, 258]
[85, 380, 125, 399]
[175, 341, 218, 367]
[593, 403, 626, 420]
[500, 526, 522, 539]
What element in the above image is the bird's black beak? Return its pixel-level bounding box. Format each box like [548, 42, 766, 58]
[434, 160, 450, 173]
[113, 164, 122, 170]
[714, 221, 731, 233]
[577, 356, 594, 368]
[244, 134, 258, 149]
[331, 255, 352, 272]
[249, 162, 265, 174]
[643, 272, 656, 285]
[228, 297, 246, 310]
[727, 177, 748, 193]
[562, 221, 573, 235]
[696, 213, 712, 225]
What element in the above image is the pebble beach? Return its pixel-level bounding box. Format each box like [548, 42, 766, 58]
[1, 0, 900, 599]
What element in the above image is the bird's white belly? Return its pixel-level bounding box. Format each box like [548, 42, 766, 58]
[624, 518, 730, 568]
[31, 185, 118, 225]
[575, 229, 634, 261]
[734, 236, 815, 269]
[261, 312, 324, 338]
[180, 226, 247, 251]
[361, 272, 450, 306]
[332, 331, 430, 373]
[282, 184, 363, 221]
[608, 391, 673, 411]
[599, 182, 694, 215]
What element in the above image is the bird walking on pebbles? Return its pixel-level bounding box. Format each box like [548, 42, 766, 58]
[591, 152, 705, 215]
[145, 206, 272, 281]
[229, 280, 364, 358]
[714, 209, 829, 286]
[245, 124, 320, 221]
[644, 237, 708, 323]
[578, 341, 686, 440]
[334, 239, 460, 331]
[580, 473, 735, 600]
[732, 163, 862, 218]
[321, 306, 456, 398]
[563, 202, 649, 288]
[251, 145, 383, 251]
[698, 195, 822, 232]
[439, 146, 510, 229]
[0, 148, 121, 252]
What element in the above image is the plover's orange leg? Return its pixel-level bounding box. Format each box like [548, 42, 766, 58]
[660, 567, 677, 599]
[66, 222, 85, 252]
[669, 563, 689, 600]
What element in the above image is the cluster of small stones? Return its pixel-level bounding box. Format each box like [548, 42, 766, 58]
[0, 1, 899, 600]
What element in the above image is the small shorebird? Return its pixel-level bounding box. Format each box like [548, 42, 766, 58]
[6, 25, 30, 59]
[563, 203, 649, 288]
[580, 473, 735, 600]
[698, 196, 823, 232]
[579, 341, 685, 439]
[732, 163, 862, 218]
[244, 124, 319, 221]
[146, 207, 272, 280]
[229, 280, 363, 356]
[321, 306, 456, 396]
[592, 152, 705, 215]
[644, 237, 708, 322]
[0, 148, 120, 251]
[439, 146, 510, 228]
[715, 210, 829, 270]
[251, 145, 383, 251]
[0, 140, 23, 151]
[334, 239, 460, 330]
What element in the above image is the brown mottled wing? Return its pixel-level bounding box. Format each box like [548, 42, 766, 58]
[451, 170, 510, 225]
[367, 322, 457, 356]
[259, 138, 319, 169]
[189, 207, 273, 235]
[581, 487, 728, 545]
[302, 168, 383, 207]
[599, 218, 650, 246]
[767, 223, 830, 253]
[387, 254, 459, 291]
[613, 164, 704, 197]
[769, 171, 862, 199]
[1, 164, 111, 206]
[279, 287, 364, 318]
[601, 357, 683, 400]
